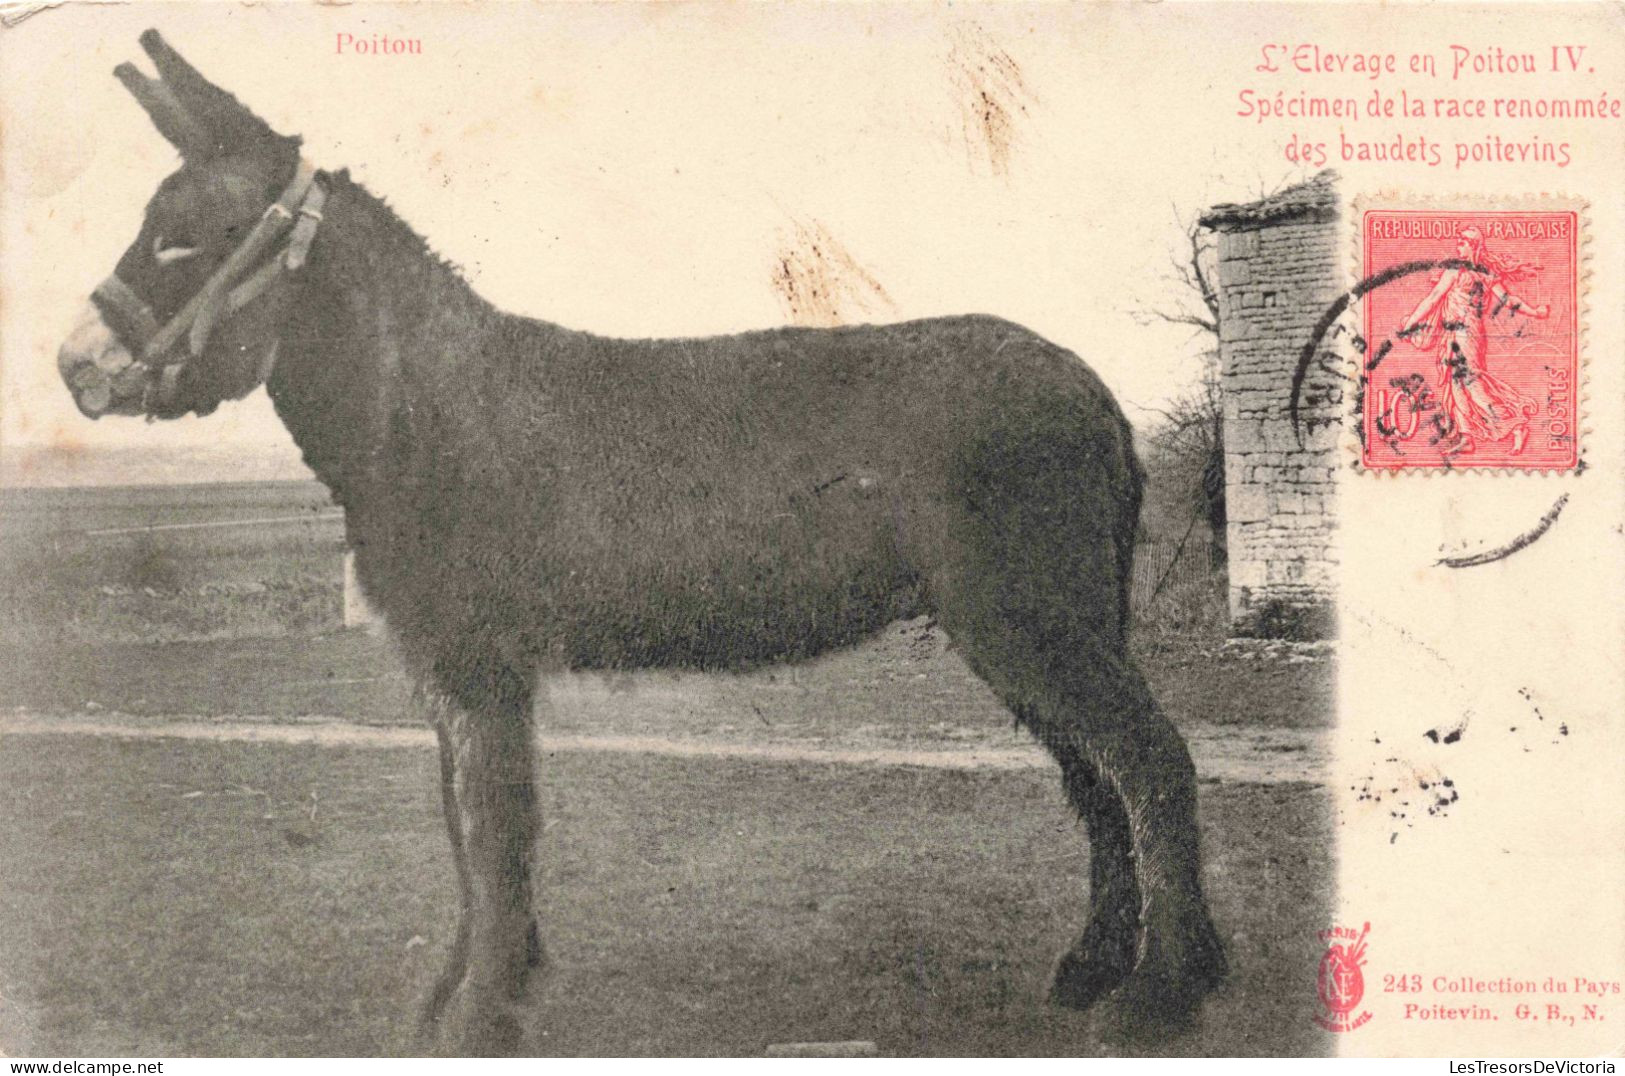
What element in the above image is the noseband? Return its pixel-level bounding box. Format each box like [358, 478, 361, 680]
[92, 158, 326, 411]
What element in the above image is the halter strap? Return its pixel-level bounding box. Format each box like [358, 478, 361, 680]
[90, 157, 325, 412]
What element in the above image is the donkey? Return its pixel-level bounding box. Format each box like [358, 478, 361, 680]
[58, 31, 1227, 1053]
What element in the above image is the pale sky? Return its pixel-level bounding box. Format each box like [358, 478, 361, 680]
[1, 2, 1308, 472]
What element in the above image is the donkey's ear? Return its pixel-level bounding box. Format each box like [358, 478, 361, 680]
[114, 61, 213, 158]
[138, 29, 288, 155]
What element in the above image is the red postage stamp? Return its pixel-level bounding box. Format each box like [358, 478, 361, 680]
[1359, 205, 1581, 472]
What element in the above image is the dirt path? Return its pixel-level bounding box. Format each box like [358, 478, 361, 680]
[0, 711, 1326, 785]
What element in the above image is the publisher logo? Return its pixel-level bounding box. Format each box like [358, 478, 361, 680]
[1316, 921, 1373, 1032]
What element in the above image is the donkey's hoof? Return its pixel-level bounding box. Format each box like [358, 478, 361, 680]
[465, 1009, 527, 1057]
[1048, 930, 1135, 1011]
[1100, 969, 1204, 1042]
[448, 1011, 527, 1057]
[423, 988, 529, 1057]
[1099, 921, 1227, 1040]
[414, 989, 459, 1056]
[1050, 955, 1127, 1012]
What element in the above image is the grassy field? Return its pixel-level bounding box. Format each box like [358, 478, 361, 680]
[0, 736, 1331, 1057]
[0, 481, 1333, 1056]
[0, 482, 342, 646]
[0, 621, 1334, 746]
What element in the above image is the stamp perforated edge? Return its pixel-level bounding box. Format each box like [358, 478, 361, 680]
[1344, 191, 1590, 477]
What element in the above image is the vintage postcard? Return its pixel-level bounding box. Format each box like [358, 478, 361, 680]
[1357, 201, 1583, 472]
[1, 2, 1619, 1062]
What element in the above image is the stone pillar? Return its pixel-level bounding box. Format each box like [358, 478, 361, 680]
[1200, 172, 1342, 638]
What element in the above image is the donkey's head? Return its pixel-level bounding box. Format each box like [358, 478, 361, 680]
[58, 30, 319, 420]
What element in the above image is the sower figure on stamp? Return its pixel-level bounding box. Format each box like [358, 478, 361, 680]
[1398, 226, 1549, 456]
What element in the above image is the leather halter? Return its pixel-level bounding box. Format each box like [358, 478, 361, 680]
[92, 158, 326, 412]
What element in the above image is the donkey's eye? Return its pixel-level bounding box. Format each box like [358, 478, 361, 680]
[152, 235, 200, 266]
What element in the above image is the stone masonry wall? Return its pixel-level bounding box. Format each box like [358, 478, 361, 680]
[1203, 175, 1343, 636]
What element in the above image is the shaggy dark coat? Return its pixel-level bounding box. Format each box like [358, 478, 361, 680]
[62, 31, 1227, 1055]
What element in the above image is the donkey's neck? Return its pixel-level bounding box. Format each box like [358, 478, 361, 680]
[266, 171, 490, 508]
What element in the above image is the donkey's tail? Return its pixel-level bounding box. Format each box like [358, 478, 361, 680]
[1114, 425, 1147, 635]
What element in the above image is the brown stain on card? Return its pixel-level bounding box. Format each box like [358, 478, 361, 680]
[945, 23, 1035, 177]
[8, 426, 92, 485]
[528, 83, 576, 121]
[770, 219, 894, 328]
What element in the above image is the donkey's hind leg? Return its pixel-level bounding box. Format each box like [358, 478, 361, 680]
[1057, 663, 1225, 1027]
[928, 417, 1225, 1030]
[1030, 657, 1226, 1028]
[954, 630, 1226, 1029]
[1047, 750, 1140, 1010]
[419, 659, 542, 1056]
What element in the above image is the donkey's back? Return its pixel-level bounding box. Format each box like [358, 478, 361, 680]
[370, 313, 1143, 675]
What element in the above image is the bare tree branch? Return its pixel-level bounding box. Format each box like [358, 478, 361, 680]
[1140, 308, 1218, 336]
[1188, 224, 1220, 324]
[1136, 209, 1228, 555]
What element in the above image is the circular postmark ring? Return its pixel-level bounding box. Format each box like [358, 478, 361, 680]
[1296, 206, 1580, 473]
[1290, 256, 1497, 454]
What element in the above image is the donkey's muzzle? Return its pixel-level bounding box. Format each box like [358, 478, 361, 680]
[57, 302, 151, 418]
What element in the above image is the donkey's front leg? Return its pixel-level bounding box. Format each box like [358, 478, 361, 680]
[415, 685, 470, 1046]
[420, 662, 541, 1056]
